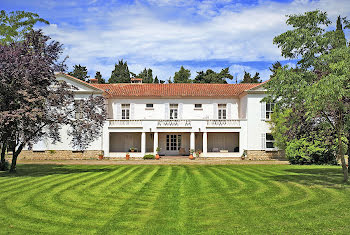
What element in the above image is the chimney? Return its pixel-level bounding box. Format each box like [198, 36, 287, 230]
[89, 78, 98, 84]
[131, 77, 142, 84]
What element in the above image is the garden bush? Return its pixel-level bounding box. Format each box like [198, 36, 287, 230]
[143, 154, 155, 160]
[286, 138, 337, 165]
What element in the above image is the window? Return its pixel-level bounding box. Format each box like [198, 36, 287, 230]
[194, 104, 202, 109]
[74, 100, 83, 119]
[218, 104, 227, 119]
[266, 134, 275, 149]
[146, 104, 153, 108]
[122, 104, 130, 119]
[266, 103, 275, 119]
[170, 104, 178, 119]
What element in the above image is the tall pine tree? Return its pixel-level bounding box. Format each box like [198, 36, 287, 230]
[68, 64, 89, 81]
[173, 66, 191, 83]
[95, 71, 105, 84]
[137, 68, 154, 83]
[193, 68, 233, 83]
[240, 71, 261, 83]
[109, 60, 130, 83]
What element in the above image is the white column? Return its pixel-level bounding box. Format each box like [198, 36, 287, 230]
[153, 132, 158, 154]
[239, 131, 243, 156]
[190, 132, 195, 151]
[203, 132, 207, 156]
[141, 132, 146, 155]
[103, 126, 110, 157]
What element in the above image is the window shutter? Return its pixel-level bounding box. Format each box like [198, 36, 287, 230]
[179, 103, 183, 119]
[261, 101, 266, 120]
[116, 103, 122, 119]
[261, 133, 266, 150]
[130, 103, 135, 119]
[227, 103, 232, 119]
[165, 103, 170, 119]
[213, 103, 218, 119]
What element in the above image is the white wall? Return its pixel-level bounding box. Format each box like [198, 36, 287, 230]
[246, 93, 272, 150]
[109, 98, 240, 120]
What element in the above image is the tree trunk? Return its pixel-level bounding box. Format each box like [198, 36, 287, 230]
[338, 130, 348, 182]
[9, 143, 24, 173]
[0, 142, 7, 171]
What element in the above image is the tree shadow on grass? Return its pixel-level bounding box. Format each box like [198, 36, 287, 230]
[270, 167, 350, 188]
[0, 164, 115, 177]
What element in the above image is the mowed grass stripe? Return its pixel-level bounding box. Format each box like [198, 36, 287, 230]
[0, 173, 86, 233]
[96, 165, 163, 234]
[1, 164, 350, 234]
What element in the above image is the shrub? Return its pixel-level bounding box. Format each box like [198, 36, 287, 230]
[0, 160, 10, 171]
[143, 154, 155, 160]
[286, 138, 337, 165]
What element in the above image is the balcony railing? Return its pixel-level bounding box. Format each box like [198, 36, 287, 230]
[157, 119, 192, 127]
[109, 120, 143, 127]
[206, 119, 240, 128]
[108, 119, 241, 128]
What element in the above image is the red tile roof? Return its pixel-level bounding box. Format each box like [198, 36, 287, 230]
[91, 83, 262, 98]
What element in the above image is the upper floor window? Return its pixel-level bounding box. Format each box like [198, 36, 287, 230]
[266, 103, 275, 119]
[122, 104, 130, 119]
[170, 104, 178, 119]
[194, 104, 202, 109]
[266, 133, 275, 149]
[218, 104, 227, 120]
[146, 104, 153, 108]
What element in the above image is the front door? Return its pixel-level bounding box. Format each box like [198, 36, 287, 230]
[166, 134, 182, 155]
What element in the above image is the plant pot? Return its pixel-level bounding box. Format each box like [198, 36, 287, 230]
[155, 154, 160, 160]
[126, 154, 130, 160]
[241, 156, 245, 160]
[98, 155, 104, 160]
[189, 154, 194, 160]
[130, 150, 135, 152]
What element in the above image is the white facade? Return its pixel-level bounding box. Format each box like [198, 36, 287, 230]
[31, 74, 275, 158]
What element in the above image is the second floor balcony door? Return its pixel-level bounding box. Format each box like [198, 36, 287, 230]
[170, 104, 178, 119]
[122, 104, 130, 119]
[218, 104, 227, 120]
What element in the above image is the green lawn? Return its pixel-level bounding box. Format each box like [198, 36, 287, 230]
[0, 164, 349, 234]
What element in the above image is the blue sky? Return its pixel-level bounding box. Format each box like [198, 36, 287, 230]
[1, 0, 350, 82]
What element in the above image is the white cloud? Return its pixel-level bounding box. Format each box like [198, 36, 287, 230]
[42, 0, 350, 80]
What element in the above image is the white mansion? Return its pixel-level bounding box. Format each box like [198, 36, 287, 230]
[21, 73, 282, 160]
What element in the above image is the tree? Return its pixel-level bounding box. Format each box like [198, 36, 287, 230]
[109, 60, 130, 83]
[240, 71, 261, 83]
[95, 71, 105, 84]
[269, 61, 282, 79]
[0, 10, 49, 44]
[0, 30, 106, 172]
[68, 64, 89, 82]
[193, 68, 233, 83]
[174, 66, 191, 83]
[137, 68, 153, 83]
[265, 10, 350, 181]
[154, 76, 159, 84]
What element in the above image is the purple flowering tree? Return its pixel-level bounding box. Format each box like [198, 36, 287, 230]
[0, 30, 106, 172]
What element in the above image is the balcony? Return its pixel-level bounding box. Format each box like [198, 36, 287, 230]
[157, 119, 192, 128]
[206, 119, 240, 128]
[109, 120, 143, 128]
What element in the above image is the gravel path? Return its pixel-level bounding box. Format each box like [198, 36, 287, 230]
[17, 157, 289, 165]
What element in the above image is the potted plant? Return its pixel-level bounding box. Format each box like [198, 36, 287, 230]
[189, 149, 195, 160]
[195, 150, 201, 158]
[155, 147, 161, 160]
[126, 152, 130, 160]
[130, 147, 136, 152]
[241, 150, 246, 160]
[98, 154, 104, 160]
